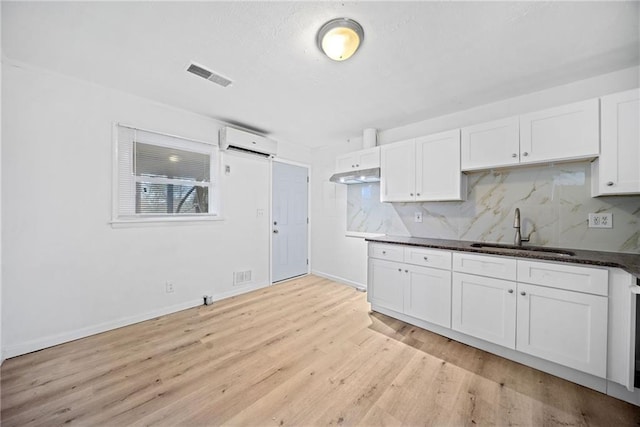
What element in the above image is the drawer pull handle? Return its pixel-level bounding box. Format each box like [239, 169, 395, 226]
[511, 153, 517, 158]
[606, 181, 614, 186]
[523, 152, 529, 157]
[520, 291, 526, 296]
[423, 256, 428, 261]
[508, 289, 514, 294]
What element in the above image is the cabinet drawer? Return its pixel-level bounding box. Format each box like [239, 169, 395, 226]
[453, 252, 517, 281]
[405, 247, 452, 270]
[369, 243, 404, 262]
[517, 260, 608, 296]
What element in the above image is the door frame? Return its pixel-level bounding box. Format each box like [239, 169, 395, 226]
[270, 157, 311, 285]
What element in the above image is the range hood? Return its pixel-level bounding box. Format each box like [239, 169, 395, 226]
[329, 167, 380, 184]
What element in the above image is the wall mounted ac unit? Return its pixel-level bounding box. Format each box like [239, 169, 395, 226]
[219, 127, 277, 157]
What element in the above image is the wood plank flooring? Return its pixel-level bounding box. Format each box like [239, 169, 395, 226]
[2, 275, 639, 426]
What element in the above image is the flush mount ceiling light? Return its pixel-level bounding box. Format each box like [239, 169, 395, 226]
[317, 18, 364, 61]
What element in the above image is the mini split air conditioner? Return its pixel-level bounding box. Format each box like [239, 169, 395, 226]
[219, 127, 277, 157]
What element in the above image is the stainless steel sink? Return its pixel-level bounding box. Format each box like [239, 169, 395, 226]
[469, 243, 576, 257]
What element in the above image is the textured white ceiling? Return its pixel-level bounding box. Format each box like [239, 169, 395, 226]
[2, 1, 639, 148]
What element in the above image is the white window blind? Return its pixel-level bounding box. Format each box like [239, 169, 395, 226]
[115, 124, 219, 221]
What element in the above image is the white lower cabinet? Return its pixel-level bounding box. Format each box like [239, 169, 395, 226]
[368, 244, 452, 327]
[452, 272, 516, 348]
[516, 282, 608, 378]
[369, 243, 611, 381]
[405, 266, 452, 328]
[368, 258, 405, 313]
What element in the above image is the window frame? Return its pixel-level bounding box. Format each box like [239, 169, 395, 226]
[111, 123, 222, 226]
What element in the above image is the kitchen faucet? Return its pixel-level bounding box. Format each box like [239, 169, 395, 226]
[513, 208, 530, 246]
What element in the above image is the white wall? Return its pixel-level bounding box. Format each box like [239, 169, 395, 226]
[1, 60, 309, 358]
[310, 66, 640, 289]
[310, 141, 371, 289]
[1, 2, 4, 363]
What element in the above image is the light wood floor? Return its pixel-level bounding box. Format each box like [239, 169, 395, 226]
[2, 275, 639, 426]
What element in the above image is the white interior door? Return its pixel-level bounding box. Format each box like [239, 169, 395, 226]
[272, 161, 309, 282]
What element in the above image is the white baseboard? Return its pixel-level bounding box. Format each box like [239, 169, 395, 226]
[211, 281, 270, 301]
[4, 281, 270, 360]
[312, 270, 366, 291]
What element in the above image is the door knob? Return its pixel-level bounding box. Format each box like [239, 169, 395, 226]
[606, 181, 614, 186]
[520, 291, 526, 296]
[273, 229, 279, 234]
[522, 152, 529, 157]
[508, 289, 514, 294]
[273, 221, 278, 225]
[511, 153, 517, 158]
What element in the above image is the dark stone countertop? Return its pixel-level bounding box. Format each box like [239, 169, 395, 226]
[365, 235, 640, 279]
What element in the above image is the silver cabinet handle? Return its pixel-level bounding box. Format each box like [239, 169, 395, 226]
[416, 193, 420, 196]
[404, 269, 408, 273]
[520, 291, 526, 296]
[512, 153, 517, 158]
[398, 268, 402, 272]
[273, 229, 279, 234]
[351, 164, 355, 168]
[606, 181, 614, 186]
[423, 256, 428, 261]
[410, 193, 414, 196]
[355, 164, 359, 167]
[508, 289, 514, 294]
[523, 152, 529, 157]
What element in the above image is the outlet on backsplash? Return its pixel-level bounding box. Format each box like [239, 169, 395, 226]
[414, 212, 423, 223]
[588, 213, 613, 229]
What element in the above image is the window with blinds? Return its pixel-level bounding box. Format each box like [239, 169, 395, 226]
[114, 124, 219, 221]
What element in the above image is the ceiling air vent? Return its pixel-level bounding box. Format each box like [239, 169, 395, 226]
[186, 62, 232, 87]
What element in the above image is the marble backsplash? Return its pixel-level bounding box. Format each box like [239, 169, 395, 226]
[347, 161, 640, 253]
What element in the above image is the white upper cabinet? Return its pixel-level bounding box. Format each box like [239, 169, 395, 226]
[461, 99, 599, 171]
[380, 139, 416, 202]
[519, 98, 599, 165]
[461, 117, 520, 171]
[381, 130, 466, 202]
[592, 88, 640, 196]
[335, 146, 380, 174]
[415, 130, 466, 202]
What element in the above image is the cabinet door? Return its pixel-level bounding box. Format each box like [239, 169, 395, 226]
[519, 98, 599, 165]
[452, 272, 516, 348]
[405, 265, 452, 328]
[335, 152, 359, 174]
[516, 283, 607, 378]
[596, 89, 640, 195]
[380, 139, 416, 202]
[461, 117, 520, 171]
[368, 258, 405, 313]
[356, 146, 381, 170]
[415, 129, 466, 201]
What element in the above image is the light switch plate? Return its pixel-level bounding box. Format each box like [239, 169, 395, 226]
[414, 212, 423, 223]
[588, 213, 612, 228]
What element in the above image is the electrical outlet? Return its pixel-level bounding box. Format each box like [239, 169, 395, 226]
[166, 281, 174, 293]
[588, 213, 613, 229]
[414, 212, 423, 223]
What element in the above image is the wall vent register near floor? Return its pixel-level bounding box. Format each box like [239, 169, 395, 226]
[186, 62, 232, 87]
[234, 270, 252, 286]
